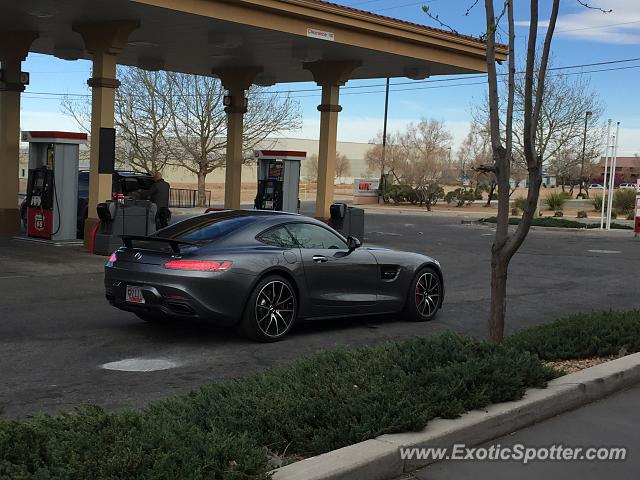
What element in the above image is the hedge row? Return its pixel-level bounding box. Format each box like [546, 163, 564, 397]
[0, 333, 554, 479]
[505, 310, 640, 360]
[479, 216, 632, 230]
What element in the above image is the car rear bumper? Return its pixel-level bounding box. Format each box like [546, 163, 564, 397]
[104, 264, 253, 326]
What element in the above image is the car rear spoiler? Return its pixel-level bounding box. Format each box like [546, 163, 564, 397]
[120, 235, 198, 254]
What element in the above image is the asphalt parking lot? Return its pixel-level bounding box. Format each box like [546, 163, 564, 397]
[1, 212, 639, 417]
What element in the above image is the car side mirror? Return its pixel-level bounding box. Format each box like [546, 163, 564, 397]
[347, 236, 362, 251]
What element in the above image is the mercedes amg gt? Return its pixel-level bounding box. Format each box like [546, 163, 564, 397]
[104, 210, 444, 342]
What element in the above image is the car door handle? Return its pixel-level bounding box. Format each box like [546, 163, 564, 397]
[312, 255, 328, 263]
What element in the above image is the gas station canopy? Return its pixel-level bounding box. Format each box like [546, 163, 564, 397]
[0, 0, 506, 239]
[3, 0, 506, 82]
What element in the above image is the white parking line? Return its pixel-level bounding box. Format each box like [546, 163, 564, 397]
[588, 249, 621, 254]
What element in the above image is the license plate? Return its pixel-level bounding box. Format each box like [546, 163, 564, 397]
[126, 285, 145, 304]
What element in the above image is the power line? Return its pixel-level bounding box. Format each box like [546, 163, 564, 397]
[21, 57, 640, 101]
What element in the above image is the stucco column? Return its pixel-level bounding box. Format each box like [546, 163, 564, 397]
[303, 61, 359, 219]
[214, 67, 262, 210]
[74, 21, 137, 243]
[0, 32, 37, 236]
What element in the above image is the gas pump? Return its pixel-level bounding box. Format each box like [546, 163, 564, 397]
[254, 150, 305, 213]
[22, 131, 87, 241]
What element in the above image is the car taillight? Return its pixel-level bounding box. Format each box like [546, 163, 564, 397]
[106, 252, 117, 266]
[164, 260, 232, 272]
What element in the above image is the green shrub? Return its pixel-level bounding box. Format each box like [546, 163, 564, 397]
[0, 334, 553, 478]
[414, 182, 444, 211]
[613, 189, 636, 215]
[445, 188, 476, 207]
[513, 197, 528, 211]
[545, 192, 568, 211]
[384, 184, 414, 204]
[479, 216, 632, 230]
[559, 191, 572, 200]
[505, 310, 640, 360]
[592, 194, 603, 211]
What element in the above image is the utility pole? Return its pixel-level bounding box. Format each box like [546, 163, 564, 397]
[578, 110, 592, 198]
[379, 78, 390, 203]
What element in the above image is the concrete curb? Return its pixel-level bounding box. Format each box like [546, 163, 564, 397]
[272, 353, 640, 480]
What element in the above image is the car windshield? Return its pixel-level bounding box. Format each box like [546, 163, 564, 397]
[155, 212, 260, 242]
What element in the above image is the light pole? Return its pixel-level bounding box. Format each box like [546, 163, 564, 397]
[578, 110, 592, 198]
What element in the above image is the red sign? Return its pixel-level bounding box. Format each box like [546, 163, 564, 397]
[27, 208, 52, 239]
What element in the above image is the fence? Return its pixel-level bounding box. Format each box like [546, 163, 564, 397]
[169, 188, 212, 208]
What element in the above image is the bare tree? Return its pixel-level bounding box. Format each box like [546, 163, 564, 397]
[306, 153, 319, 182]
[365, 131, 404, 181]
[307, 152, 350, 182]
[398, 118, 453, 186]
[480, 0, 611, 342]
[62, 67, 172, 171]
[334, 152, 351, 182]
[114, 68, 172, 173]
[165, 73, 301, 206]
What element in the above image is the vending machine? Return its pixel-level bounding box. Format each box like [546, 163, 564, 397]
[254, 150, 305, 213]
[22, 131, 87, 241]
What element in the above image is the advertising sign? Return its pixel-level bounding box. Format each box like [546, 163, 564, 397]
[353, 178, 380, 197]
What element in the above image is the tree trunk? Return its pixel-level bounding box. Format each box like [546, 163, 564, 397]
[196, 172, 207, 208]
[485, 181, 497, 207]
[488, 253, 509, 342]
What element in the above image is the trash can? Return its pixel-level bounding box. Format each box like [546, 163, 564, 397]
[329, 203, 364, 242]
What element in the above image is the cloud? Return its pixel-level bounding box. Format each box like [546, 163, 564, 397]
[515, 0, 640, 44]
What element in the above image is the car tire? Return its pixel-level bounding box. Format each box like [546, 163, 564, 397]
[403, 266, 443, 322]
[238, 275, 298, 342]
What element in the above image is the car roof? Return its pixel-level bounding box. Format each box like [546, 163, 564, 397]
[200, 209, 339, 243]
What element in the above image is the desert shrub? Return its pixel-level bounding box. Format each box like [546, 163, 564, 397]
[414, 183, 444, 211]
[613, 189, 636, 215]
[545, 192, 567, 211]
[577, 210, 588, 219]
[592, 194, 603, 211]
[513, 197, 528, 211]
[445, 188, 476, 207]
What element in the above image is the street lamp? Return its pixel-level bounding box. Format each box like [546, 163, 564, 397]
[578, 110, 593, 198]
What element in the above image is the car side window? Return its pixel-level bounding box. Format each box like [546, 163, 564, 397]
[285, 223, 348, 250]
[257, 226, 298, 248]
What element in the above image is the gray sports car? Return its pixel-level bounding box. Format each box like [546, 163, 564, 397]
[105, 210, 444, 342]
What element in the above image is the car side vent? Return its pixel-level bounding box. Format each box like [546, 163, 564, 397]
[380, 265, 399, 281]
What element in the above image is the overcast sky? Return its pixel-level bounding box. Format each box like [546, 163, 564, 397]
[19, 0, 640, 155]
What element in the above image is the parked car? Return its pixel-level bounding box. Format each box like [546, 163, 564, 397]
[588, 183, 604, 190]
[619, 183, 637, 190]
[21, 170, 155, 238]
[105, 210, 445, 342]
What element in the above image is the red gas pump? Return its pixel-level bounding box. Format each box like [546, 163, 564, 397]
[26, 164, 55, 238]
[22, 131, 87, 241]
